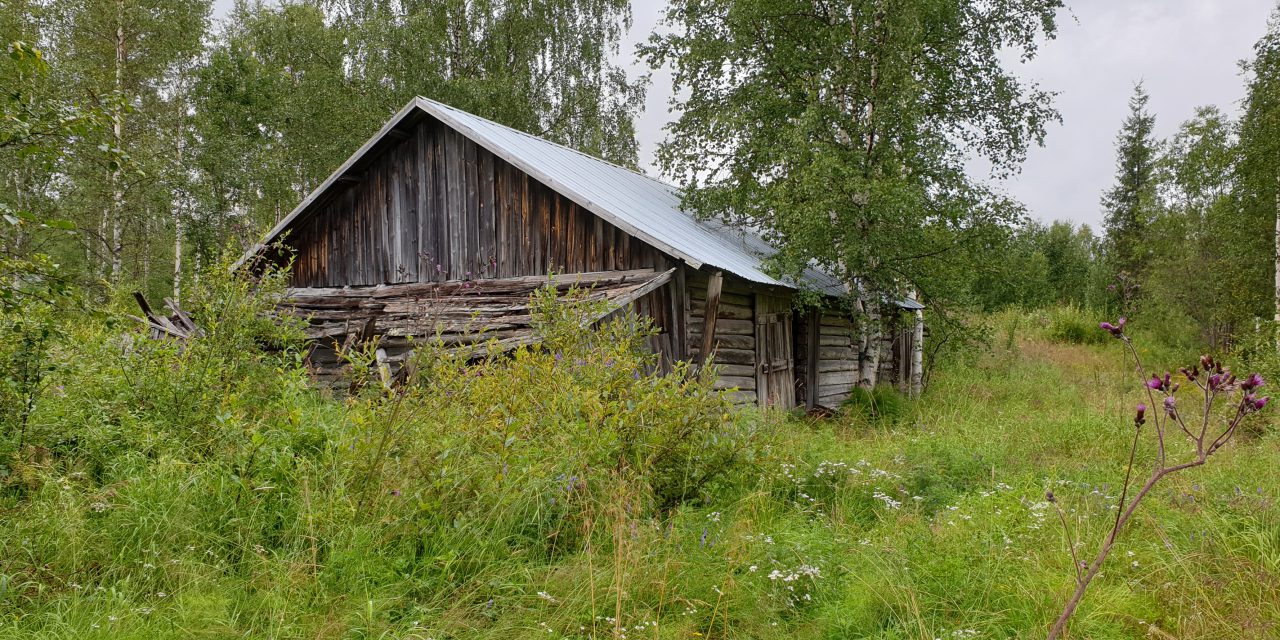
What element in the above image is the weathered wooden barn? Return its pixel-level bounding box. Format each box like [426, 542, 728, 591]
[235, 97, 923, 409]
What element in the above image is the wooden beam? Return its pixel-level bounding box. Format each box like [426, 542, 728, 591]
[806, 309, 819, 410]
[754, 294, 765, 407]
[607, 267, 675, 310]
[697, 271, 723, 366]
[284, 268, 657, 300]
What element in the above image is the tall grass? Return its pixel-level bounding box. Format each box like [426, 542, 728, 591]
[1, 293, 1277, 638]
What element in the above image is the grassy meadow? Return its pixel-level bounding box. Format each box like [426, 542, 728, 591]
[1, 290, 1278, 639]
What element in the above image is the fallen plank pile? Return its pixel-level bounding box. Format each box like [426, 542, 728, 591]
[131, 292, 204, 340]
[279, 268, 674, 387]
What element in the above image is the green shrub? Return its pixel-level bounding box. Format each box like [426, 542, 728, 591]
[1046, 306, 1109, 345]
[840, 385, 911, 422]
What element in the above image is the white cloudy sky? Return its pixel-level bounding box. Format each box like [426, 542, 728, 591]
[213, 0, 1278, 228]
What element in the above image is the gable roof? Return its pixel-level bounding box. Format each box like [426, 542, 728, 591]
[235, 97, 847, 295]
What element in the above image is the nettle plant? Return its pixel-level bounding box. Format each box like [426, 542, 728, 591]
[1046, 317, 1271, 639]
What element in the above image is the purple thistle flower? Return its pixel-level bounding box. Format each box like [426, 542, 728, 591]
[1135, 403, 1146, 426]
[1099, 317, 1127, 338]
[1242, 373, 1264, 392]
[1163, 395, 1176, 417]
[1255, 396, 1270, 411]
[1146, 375, 1166, 391]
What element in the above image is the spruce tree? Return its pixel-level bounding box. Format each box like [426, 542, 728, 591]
[1101, 82, 1160, 284]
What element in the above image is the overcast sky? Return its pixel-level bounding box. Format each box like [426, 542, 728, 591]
[213, 0, 1278, 228]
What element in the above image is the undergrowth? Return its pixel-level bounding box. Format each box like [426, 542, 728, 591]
[1, 283, 1277, 638]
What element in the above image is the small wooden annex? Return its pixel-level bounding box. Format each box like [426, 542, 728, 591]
[236, 97, 923, 409]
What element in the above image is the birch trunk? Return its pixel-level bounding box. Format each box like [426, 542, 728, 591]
[173, 218, 182, 303]
[141, 207, 149, 286]
[910, 290, 924, 397]
[108, 0, 125, 282]
[1274, 178, 1279, 351]
[172, 87, 186, 304]
[858, 297, 881, 388]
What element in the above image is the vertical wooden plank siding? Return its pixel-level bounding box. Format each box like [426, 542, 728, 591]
[423, 126, 437, 277]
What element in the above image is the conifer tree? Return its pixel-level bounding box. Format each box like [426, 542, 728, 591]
[1101, 83, 1160, 284]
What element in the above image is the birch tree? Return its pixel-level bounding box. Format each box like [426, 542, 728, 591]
[642, 0, 1061, 386]
[193, 0, 644, 246]
[1237, 7, 1280, 348]
[44, 0, 210, 287]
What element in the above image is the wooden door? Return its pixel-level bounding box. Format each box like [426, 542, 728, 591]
[755, 295, 795, 409]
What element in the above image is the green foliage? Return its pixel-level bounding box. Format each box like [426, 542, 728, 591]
[7, 260, 307, 479]
[0, 272, 764, 637]
[642, 0, 1061, 314]
[354, 284, 753, 516]
[840, 385, 911, 423]
[192, 0, 644, 246]
[1228, 7, 1280, 328]
[1046, 306, 1110, 346]
[2, 287, 1279, 638]
[0, 301, 62, 462]
[0, 36, 113, 301]
[6, 0, 645, 298]
[970, 220, 1103, 311]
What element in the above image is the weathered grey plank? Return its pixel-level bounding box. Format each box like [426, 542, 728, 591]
[697, 271, 724, 365]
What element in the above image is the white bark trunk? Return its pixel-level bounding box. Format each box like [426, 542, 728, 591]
[173, 218, 182, 303]
[910, 290, 924, 397]
[141, 207, 149, 285]
[109, 0, 125, 282]
[172, 88, 186, 304]
[858, 297, 881, 388]
[1274, 180, 1279, 351]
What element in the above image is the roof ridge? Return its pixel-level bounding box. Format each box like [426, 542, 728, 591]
[414, 96, 679, 191]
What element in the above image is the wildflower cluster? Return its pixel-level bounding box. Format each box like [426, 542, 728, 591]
[764, 562, 822, 609]
[1047, 319, 1274, 639]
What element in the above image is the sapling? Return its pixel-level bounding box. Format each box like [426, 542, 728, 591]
[1046, 317, 1271, 639]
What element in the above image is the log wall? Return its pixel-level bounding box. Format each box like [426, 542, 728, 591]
[687, 270, 770, 406]
[794, 307, 919, 410]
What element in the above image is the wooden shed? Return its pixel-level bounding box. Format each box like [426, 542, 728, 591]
[235, 97, 923, 409]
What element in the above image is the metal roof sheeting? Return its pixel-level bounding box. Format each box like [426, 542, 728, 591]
[416, 98, 849, 295]
[240, 97, 854, 297]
